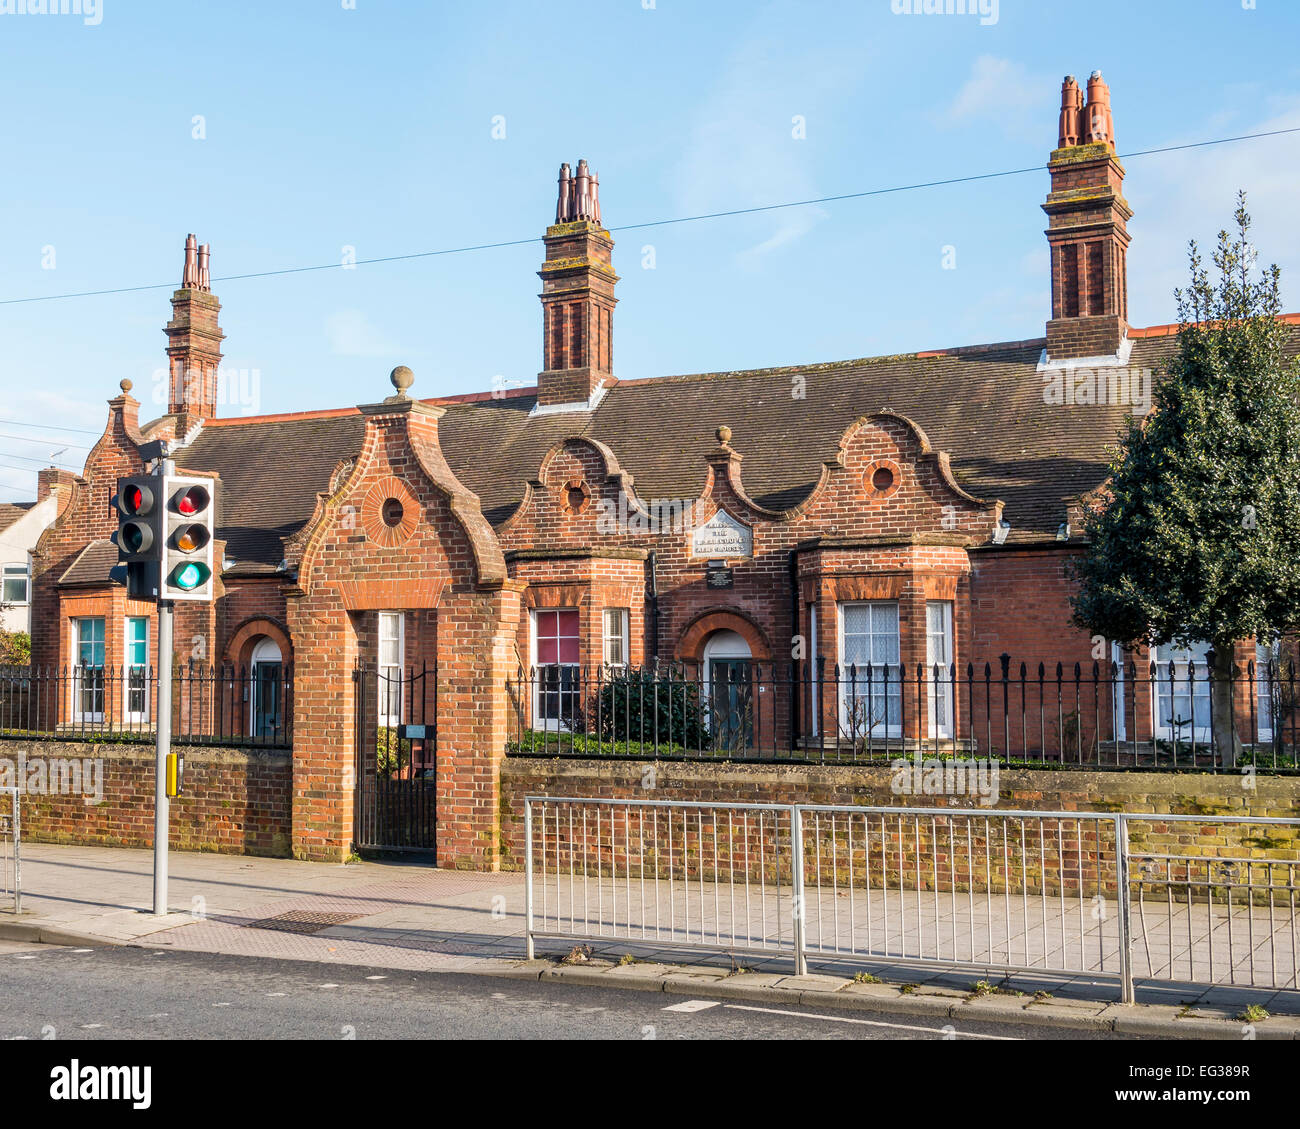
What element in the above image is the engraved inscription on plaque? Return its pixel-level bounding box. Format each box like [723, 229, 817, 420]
[692, 510, 753, 559]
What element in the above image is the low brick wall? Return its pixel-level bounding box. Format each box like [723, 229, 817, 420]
[1, 740, 292, 857]
[499, 758, 1299, 889]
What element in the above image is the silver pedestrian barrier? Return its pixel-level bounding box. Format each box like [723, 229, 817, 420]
[0, 786, 19, 914]
[524, 797, 1300, 1003]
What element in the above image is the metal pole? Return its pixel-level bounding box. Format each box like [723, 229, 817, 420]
[1115, 815, 1134, 1004]
[524, 799, 535, 960]
[153, 456, 174, 917]
[12, 788, 20, 916]
[791, 806, 808, 975]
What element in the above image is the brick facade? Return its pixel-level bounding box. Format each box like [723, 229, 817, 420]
[22, 72, 1298, 867]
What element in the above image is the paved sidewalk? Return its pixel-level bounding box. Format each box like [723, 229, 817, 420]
[2, 842, 1299, 1037]
[0, 843, 526, 974]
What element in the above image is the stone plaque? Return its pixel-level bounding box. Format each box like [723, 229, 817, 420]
[692, 509, 752, 559]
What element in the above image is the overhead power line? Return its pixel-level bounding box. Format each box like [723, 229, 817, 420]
[0, 125, 1296, 309]
[0, 460, 42, 477]
[0, 432, 91, 449]
[0, 449, 81, 469]
[0, 417, 102, 436]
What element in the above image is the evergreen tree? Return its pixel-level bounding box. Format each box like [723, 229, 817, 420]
[1071, 195, 1300, 764]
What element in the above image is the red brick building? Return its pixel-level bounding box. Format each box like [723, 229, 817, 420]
[28, 74, 1300, 864]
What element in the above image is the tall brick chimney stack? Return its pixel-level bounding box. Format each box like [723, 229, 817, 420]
[536, 161, 619, 410]
[165, 233, 225, 421]
[1043, 71, 1132, 362]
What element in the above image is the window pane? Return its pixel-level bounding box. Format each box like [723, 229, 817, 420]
[2, 568, 27, 603]
[842, 605, 870, 636]
[839, 602, 901, 737]
[1156, 642, 1211, 732]
[126, 618, 148, 667]
[603, 608, 626, 667]
[78, 618, 105, 667]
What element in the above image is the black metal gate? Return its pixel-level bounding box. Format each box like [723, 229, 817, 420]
[352, 662, 437, 855]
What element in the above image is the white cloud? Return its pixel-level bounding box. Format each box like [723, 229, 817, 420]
[943, 56, 1049, 137]
[326, 309, 400, 358]
[671, 16, 868, 264]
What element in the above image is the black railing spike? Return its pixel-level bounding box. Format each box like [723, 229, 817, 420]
[1038, 662, 1046, 678]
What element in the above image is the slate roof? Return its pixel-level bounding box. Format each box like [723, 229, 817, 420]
[168, 326, 1300, 574]
[0, 502, 35, 535]
[59, 539, 119, 587]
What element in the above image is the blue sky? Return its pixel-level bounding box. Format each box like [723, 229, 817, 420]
[2, 0, 1299, 500]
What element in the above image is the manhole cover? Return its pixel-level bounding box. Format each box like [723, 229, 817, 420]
[246, 910, 363, 935]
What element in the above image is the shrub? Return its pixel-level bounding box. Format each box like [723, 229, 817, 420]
[596, 667, 707, 748]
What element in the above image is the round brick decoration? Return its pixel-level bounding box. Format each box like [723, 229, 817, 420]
[862, 459, 902, 503]
[362, 475, 420, 546]
[562, 476, 591, 516]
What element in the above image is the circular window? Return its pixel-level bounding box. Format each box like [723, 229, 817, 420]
[562, 477, 591, 515]
[862, 459, 902, 503]
[381, 498, 405, 528]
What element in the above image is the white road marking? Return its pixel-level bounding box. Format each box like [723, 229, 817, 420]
[71, 949, 94, 954]
[365, 976, 386, 981]
[663, 1000, 722, 1013]
[79, 1024, 104, 1030]
[214, 1003, 231, 1008]
[721, 1003, 1019, 1040]
[266, 993, 287, 998]
[15, 955, 38, 960]
[319, 984, 340, 990]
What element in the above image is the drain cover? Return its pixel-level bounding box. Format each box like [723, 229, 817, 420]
[246, 910, 363, 935]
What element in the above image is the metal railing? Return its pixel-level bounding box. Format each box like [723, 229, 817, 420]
[0, 664, 292, 748]
[524, 797, 1300, 1001]
[0, 787, 19, 914]
[508, 657, 1300, 772]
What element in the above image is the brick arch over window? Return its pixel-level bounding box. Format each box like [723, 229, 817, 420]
[676, 610, 772, 664]
[225, 617, 293, 669]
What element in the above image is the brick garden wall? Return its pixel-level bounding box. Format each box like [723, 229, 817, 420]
[3, 739, 291, 857]
[499, 757, 1298, 894]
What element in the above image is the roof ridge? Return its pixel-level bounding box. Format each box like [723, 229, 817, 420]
[201, 406, 362, 428]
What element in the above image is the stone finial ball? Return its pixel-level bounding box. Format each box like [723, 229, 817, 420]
[390, 366, 414, 395]
[716, 425, 732, 444]
[120, 379, 133, 393]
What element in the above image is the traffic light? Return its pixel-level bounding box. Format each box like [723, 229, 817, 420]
[113, 476, 162, 599]
[162, 475, 215, 602]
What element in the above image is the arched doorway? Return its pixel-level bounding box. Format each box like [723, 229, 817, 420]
[702, 630, 754, 751]
[250, 636, 285, 740]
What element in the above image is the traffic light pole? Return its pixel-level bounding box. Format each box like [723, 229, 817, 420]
[153, 459, 174, 917]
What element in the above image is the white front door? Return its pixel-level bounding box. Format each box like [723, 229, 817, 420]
[702, 631, 754, 747]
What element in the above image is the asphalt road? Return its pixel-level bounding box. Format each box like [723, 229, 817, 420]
[0, 940, 1124, 1041]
